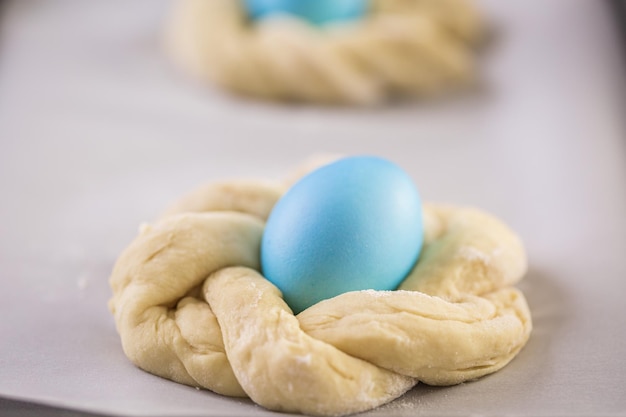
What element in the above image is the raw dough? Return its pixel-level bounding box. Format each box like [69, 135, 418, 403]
[109, 166, 531, 416]
[166, 0, 485, 104]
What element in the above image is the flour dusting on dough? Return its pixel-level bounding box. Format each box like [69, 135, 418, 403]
[295, 354, 312, 365]
[458, 246, 490, 264]
[138, 222, 152, 234]
[361, 289, 393, 298]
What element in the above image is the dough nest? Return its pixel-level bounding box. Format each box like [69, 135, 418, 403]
[166, 0, 485, 105]
[109, 163, 532, 416]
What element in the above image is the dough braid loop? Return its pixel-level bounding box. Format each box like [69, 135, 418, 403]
[109, 174, 531, 416]
[166, 0, 485, 104]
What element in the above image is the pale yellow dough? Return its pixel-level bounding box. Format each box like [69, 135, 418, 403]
[109, 164, 532, 416]
[166, 0, 485, 104]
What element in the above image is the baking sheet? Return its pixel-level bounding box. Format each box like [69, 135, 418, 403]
[1, 0, 625, 416]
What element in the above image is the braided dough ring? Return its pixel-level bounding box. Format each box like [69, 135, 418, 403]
[166, 0, 485, 104]
[109, 168, 531, 416]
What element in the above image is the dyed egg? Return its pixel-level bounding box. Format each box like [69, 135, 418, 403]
[243, 0, 369, 26]
[261, 156, 424, 313]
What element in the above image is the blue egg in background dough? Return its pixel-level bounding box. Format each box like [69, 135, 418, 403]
[261, 156, 424, 314]
[243, 0, 369, 26]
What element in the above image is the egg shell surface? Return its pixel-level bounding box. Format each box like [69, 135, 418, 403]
[243, 0, 369, 26]
[261, 156, 424, 314]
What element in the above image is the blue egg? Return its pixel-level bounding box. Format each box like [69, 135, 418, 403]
[243, 0, 369, 26]
[261, 156, 424, 313]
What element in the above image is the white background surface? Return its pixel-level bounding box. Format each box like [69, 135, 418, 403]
[1, 0, 625, 416]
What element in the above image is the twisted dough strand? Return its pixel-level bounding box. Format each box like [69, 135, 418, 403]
[205, 267, 415, 415]
[166, 0, 484, 104]
[109, 167, 531, 416]
[299, 205, 531, 386]
[109, 212, 265, 397]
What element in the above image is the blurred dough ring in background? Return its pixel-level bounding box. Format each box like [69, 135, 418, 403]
[109, 172, 531, 416]
[166, 0, 485, 104]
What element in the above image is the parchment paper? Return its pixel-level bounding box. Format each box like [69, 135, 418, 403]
[1, 0, 625, 416]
